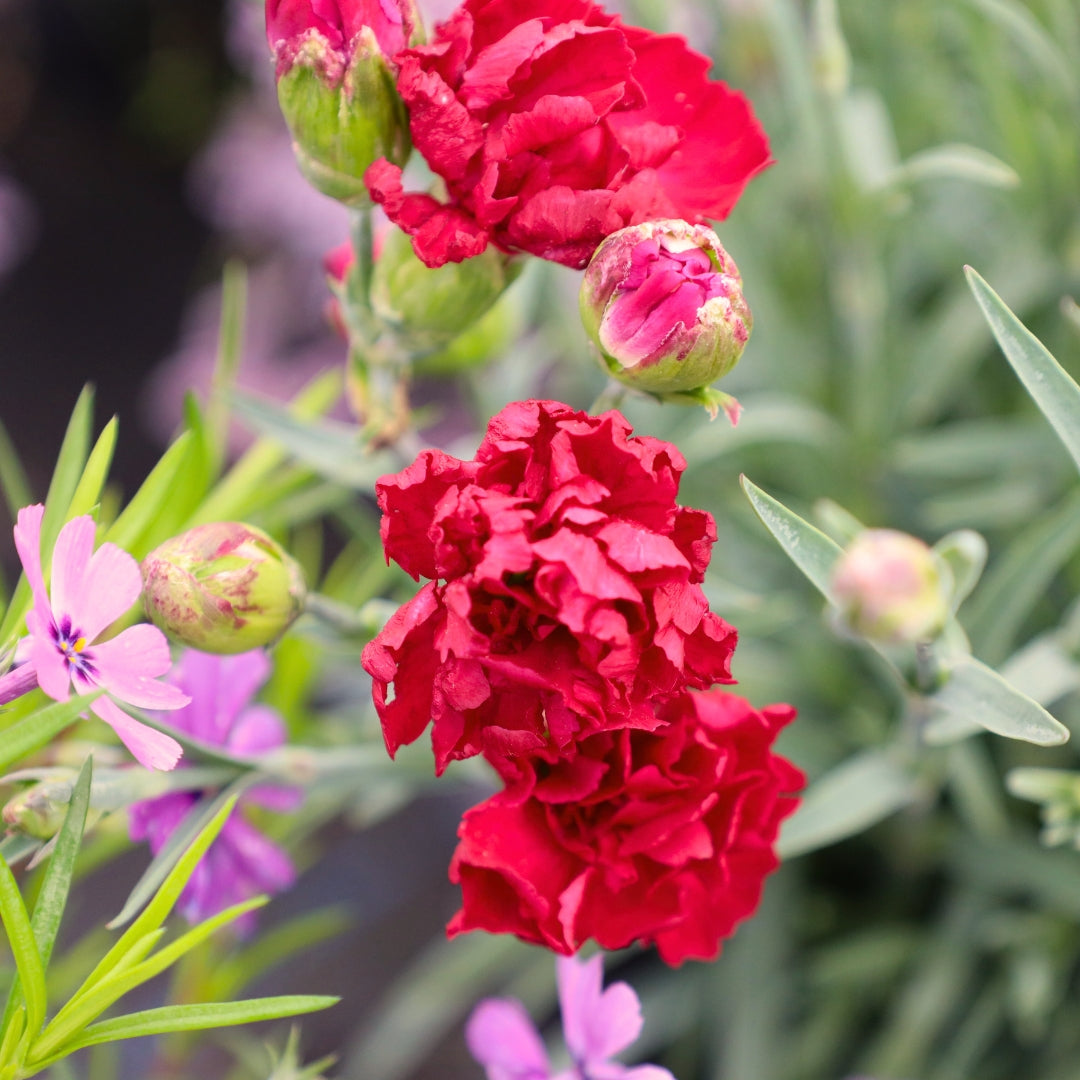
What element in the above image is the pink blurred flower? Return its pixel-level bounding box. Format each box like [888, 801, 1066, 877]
[12, 504, 188, 770]
[466, 953, 674, 1080]
[128, 649, 298, 930]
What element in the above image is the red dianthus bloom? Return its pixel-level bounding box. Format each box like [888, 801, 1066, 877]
[361, 400, 737, 774]
[448, 689, 803, 965]
[364, 0, 772, 269]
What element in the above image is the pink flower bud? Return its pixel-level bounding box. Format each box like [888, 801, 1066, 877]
[266, 0, 418, 205]
[831, 530, 948, 644]
[580, 220, 752, 396]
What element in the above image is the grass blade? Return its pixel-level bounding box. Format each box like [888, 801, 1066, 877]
[107, 779, 254, 931]
[65, 419, 118, 521]
[0, 855, 47, 1038]
[60, 996, 338, 1054]
[0, 694, 102, 775]
[102, 432, 193, 557]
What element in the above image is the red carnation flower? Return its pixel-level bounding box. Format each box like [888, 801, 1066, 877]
[364, 0, 772, 269]
[361, 400, 737, 774]
[448, 689, 803, 966]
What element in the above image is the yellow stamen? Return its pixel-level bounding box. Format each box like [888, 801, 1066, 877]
[72, 637, 87, 654]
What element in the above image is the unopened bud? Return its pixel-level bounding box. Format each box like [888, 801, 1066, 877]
[831, 529, 948, 644]
[370, 226, 522, 357]
[580, 220, 752, 396]
[267, 0, 418, 206]
[142, 523, 306, 654]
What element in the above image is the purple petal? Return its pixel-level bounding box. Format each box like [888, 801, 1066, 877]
[49, 516, 97, 628]
[90, 625, 190, 710]
[128, 790, 195, 847]
[558, 955, 643, 1065]
[13, 504, 52, 626]
[247, 782, 303, 813]
[221, 815, 296, 892]
[26, 613, 71, 701]
[466, 999, 551, 1080]
[227, 703, 287, 755]
[170, 649, 272, 743]
[92, 696, 183, 770]
[61, 528, 142, 642]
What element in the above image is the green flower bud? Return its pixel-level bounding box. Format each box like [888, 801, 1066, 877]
[831, 529, 949, 644]
[268, 1, 419, 206]
[141, 523, 306, 654]
[370, 225, 523, 357]
[580, 219, 752, 396]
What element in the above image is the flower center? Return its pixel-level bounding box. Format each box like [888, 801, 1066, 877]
[51, 615, 97, 678]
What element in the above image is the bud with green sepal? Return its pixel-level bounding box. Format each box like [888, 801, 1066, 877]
[831, 529, 950, 645]
[267, 0, 418, 206]
[142, 522, 307, 654]
[580, 220, 752, 410]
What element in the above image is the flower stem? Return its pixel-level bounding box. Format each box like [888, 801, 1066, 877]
[587, 381, 628, 415]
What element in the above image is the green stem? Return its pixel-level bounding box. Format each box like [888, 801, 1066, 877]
[587, 381, 628, 415]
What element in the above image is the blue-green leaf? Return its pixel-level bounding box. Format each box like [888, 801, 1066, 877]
[930, 657, 1069, 746]
[777, 750, 923, 859]
[965, 266, 1080, 474]
[740, 476, 843, 599]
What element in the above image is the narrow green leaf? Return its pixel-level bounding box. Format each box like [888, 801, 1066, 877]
[740, 476, 843, 599]
[207, 261, 247, 477]
[0, 857, 47, 1038]
[39, 387, 94, 556]
[0, 759, 93, 1041]
[812, 498, 866, 546]
[966, 266, 1080, 474]
[964, 487, 1080, 664]
[961, 0, 1077, 99]
[65, 419, 118, 521]
[102, 432, 193, 557]
[229, 392, 393, 489]
[31, 900, 265, 1062]
[890, 143, 1020, 188]
[0, 416, 33, 520]
[191, 369, 342, 526]
[930, 657, 1069, 746]
[84, 795, 239, 991]
[60, 996, 338, 1054]
[29, 757, 91, 967]
[777, 750, 922, 859]
[107, 780, 253, 932]
[0, 694, 102, 775]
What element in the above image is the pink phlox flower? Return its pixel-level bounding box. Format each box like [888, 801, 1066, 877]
[12, 504, 188, 770]
[466, 954, 675, 1080]
[128, 648, 299, 931]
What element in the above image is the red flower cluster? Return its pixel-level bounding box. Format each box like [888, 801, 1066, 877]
[364, 0, 771, 268]
[450, 690, 802, 965]
[363, 400, 801, 963]
[362, 400, 737, 774]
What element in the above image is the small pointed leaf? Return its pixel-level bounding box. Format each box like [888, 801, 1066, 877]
[932, 529, 987, 612]
[741, 476, 843, 599]
[966, 266, 1080, 475]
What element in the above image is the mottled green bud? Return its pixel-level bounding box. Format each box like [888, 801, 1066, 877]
[142, 523, 306, 654]
[271, 6, 417, 207]
[831, 529, 949, 644]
